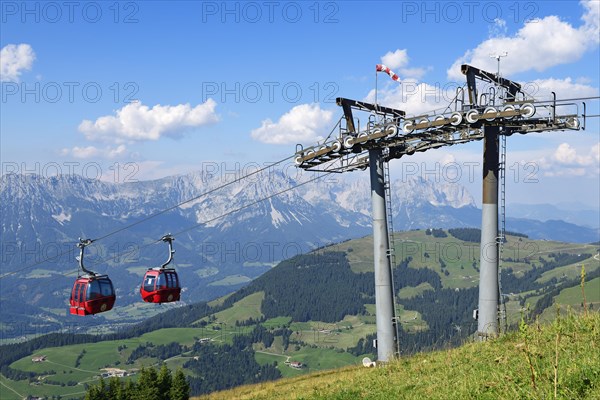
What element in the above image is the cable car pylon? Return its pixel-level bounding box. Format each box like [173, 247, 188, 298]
[369, 148, 398, 363]
[294, 62, 593, 360]
[384, 157, 401, 358]
[498, 131, 508, 334]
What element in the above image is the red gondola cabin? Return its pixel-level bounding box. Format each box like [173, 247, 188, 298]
[139, 234, 181, 304]
[69, 238, 116, 316]
[70, 275, 116, 316]
[140, 268, 181, 303]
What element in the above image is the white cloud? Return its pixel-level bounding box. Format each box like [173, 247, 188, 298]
[399, 67, 429, 80]
[533, 142, 600, 177]
[554, 143, 579, 164]
[250, 103, 333, 145]
[78, 100, 219, 143]
[581, 0, 600, 37]
[439, 153, 457, 166]
[447, 1, 599, 80]
[380, 49, 430, 81]
[0, 44, 35, 82]
[61, 144, 128, 159]
[488, 18, 508, 38]
[381, 49, 409, 70]
[522, 77, 599, 100]
[553, 142, 598, 166]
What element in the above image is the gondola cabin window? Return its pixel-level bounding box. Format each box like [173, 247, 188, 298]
[100, 278, 114, 296]
[166, 271, 178, 288]
[87, 280, 101, 300]
[87, 278, 115, 300]
[157, 272, 166, 289]
[72, 282, 85, 303]
[144, 275, 157, 292]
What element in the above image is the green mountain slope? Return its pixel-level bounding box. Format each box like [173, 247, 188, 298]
[195, 312, 600, 400]
[1, 230, 598, 399]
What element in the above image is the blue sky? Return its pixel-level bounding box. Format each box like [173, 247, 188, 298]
[1, 1, 599, 208]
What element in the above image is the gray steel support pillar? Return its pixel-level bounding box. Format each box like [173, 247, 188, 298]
[477, 125, 500, 339]
[369, 148, 396, 361]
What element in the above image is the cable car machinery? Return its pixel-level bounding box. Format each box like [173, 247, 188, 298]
[293, 64, 593, 362]
[295, 64, 585, 172]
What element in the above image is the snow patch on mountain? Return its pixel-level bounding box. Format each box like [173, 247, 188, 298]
[269, 199, 286, 228]
[52, 212, 71, 224]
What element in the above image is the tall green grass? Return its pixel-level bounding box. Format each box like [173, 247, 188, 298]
[196, 311, 600, 400]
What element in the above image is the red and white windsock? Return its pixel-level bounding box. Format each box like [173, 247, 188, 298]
[376, 64, 400, 83]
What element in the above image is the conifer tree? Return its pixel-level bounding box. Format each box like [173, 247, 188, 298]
[107, 377, 120, 399]
[136, 366, 161, 400]
[170, 368, 190, 400]
[85, 376, 106, 400]
[157, 363, 173, 400]
[118, 378, 136, 400]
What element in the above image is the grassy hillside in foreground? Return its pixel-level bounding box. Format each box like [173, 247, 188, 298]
[196, 312, 600, 400]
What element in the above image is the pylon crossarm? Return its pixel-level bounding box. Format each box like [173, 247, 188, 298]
[294, 106, 583, 172]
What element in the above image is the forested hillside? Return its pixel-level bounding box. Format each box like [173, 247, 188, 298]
[1, 231, 598, 399]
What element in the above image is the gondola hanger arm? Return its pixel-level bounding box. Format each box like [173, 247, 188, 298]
[76, 238, 97, 277]
[159, 234, 175, 269]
